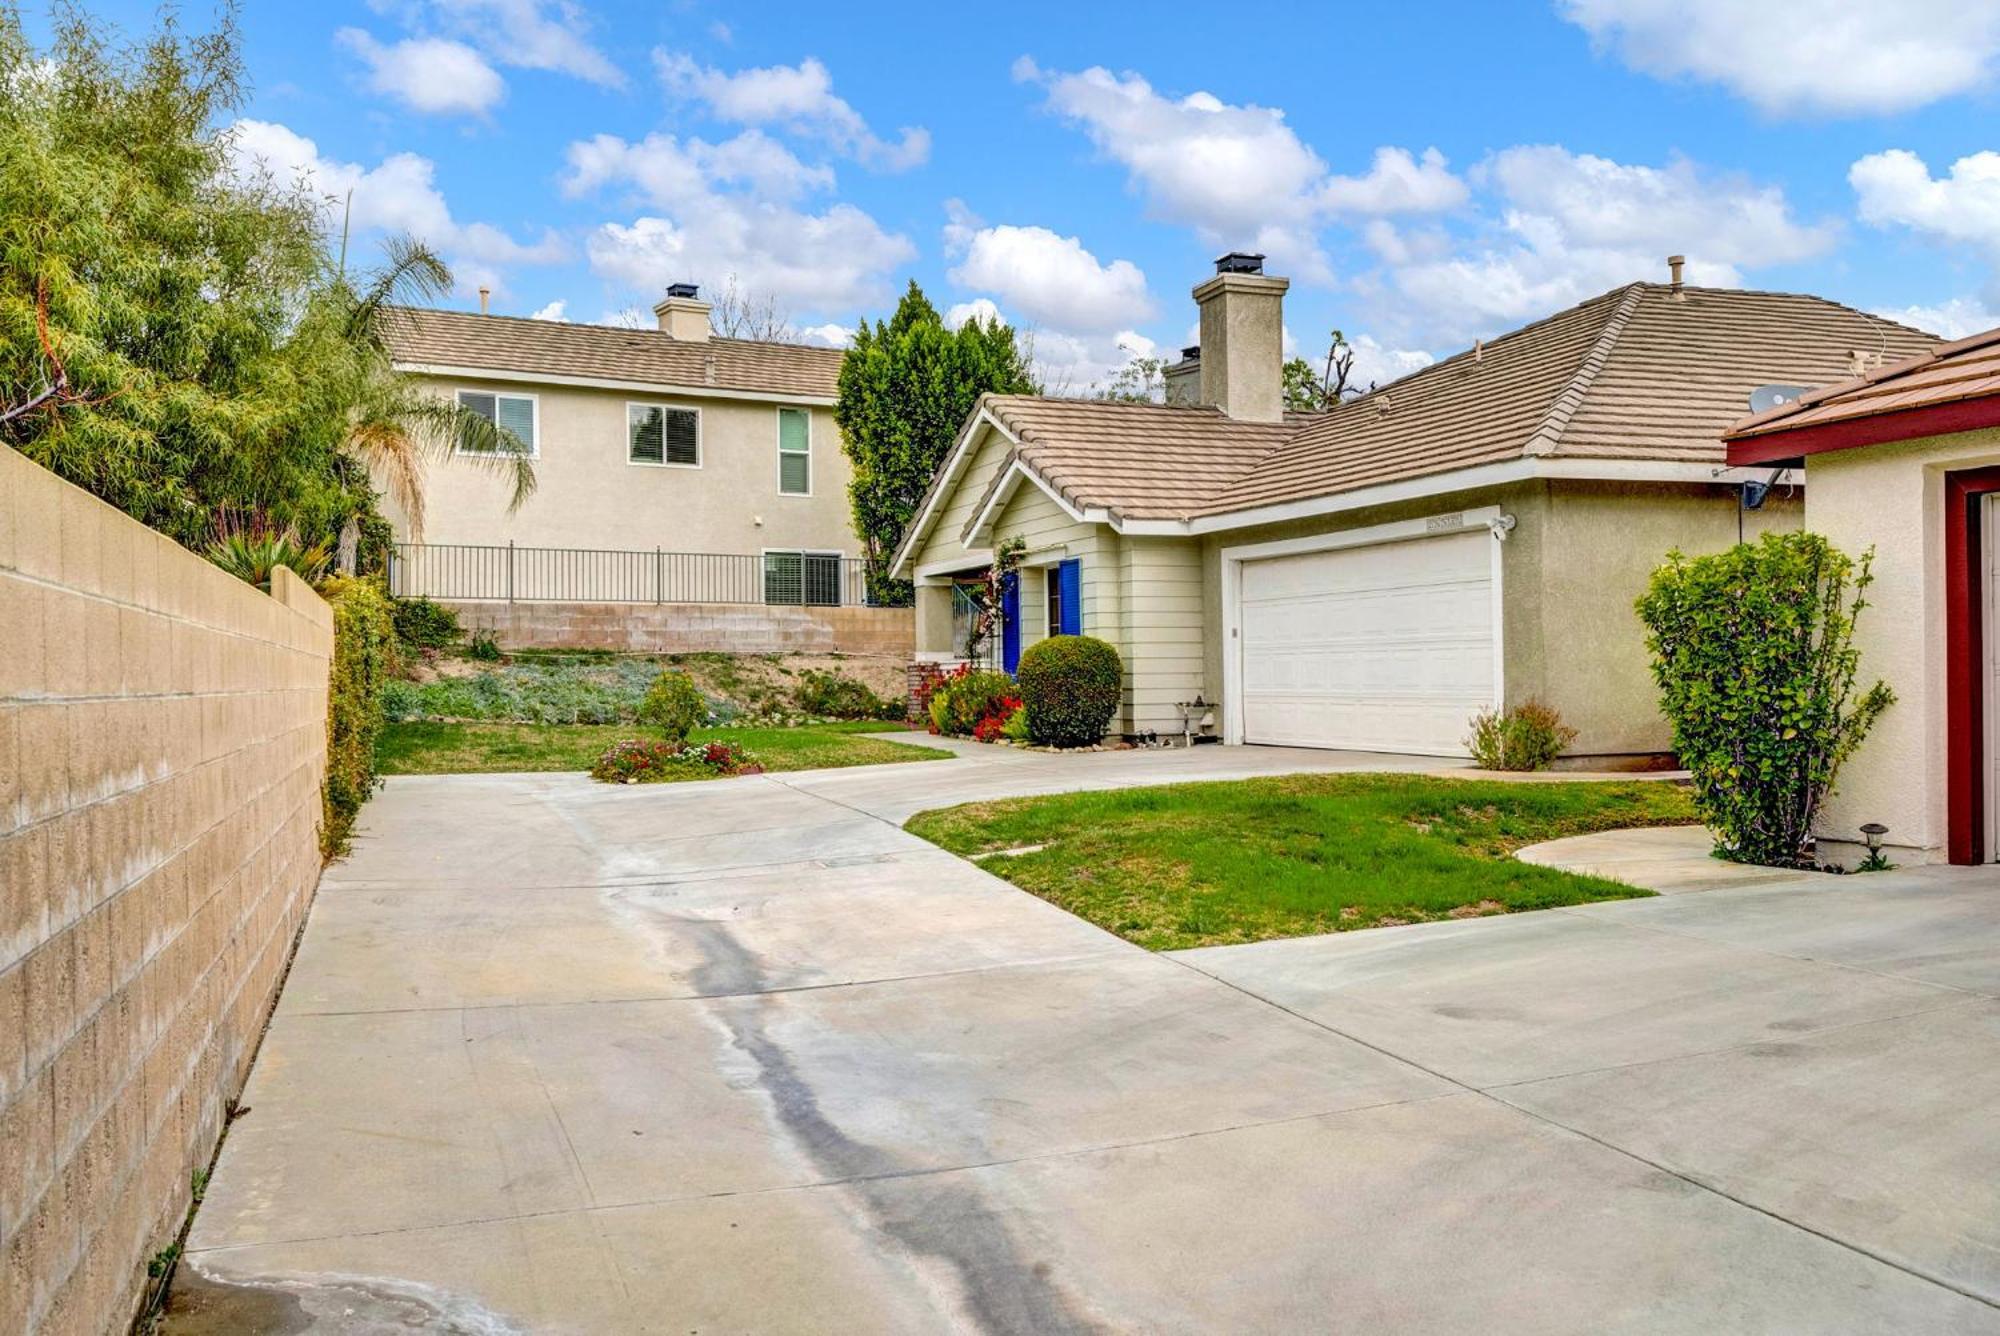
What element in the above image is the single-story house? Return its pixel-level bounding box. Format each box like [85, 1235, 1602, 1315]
[894, 254, 1935, 762]
[1726, 328, 2000, 867]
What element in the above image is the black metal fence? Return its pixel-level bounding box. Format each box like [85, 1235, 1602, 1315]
[388, 543, 875, 606]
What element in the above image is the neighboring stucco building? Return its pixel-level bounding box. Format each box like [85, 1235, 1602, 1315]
[895, 255, 1935, 761]
[379, 286, 860, 606]
[1727, 330, 2000, 867]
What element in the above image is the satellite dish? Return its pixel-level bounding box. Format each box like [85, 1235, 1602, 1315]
[1749, 384, 1811, 414]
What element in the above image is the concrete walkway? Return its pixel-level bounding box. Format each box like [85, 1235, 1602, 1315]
[1517, 823, 1848, 893]
[170, 747, 2000, 1333]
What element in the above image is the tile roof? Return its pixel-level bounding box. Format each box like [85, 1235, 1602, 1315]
[973, 396, 1297, 525]
[1200, 284, 1935, 518]
[1726, 325, 2000, 442]
[380, 306, 846, 400]
[940, 284, 1936, 531]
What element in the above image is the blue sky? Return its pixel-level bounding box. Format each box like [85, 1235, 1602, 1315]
[56, 0, 2000, 387]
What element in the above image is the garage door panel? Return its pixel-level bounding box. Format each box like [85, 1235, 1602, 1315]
[1239, 532, 1495, 755]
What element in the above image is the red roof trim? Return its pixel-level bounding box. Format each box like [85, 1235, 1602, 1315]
[1725, 395, 2000, 466]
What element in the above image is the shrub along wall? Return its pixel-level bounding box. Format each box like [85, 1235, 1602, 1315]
[321, 578, 394, 857]
[0, 448, 335, 1335]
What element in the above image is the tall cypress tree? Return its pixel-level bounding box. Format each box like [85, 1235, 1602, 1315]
[835, 282, 1034, 605]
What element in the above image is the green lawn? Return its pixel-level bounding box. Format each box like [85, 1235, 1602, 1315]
[377, 720, 950, 776]
[905, 773, 1699, 950]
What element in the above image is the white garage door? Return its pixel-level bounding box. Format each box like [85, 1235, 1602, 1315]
[1238, 530, 1496, 755]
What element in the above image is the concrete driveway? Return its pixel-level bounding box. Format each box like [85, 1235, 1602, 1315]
[171, 742, 2000, 1333]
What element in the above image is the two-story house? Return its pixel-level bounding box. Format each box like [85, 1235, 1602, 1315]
[380, 286, 868, 618]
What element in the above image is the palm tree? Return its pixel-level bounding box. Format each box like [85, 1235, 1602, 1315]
[338, 237, 536, 540]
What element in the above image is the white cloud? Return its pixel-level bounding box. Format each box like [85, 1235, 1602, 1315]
[1852, 149, 2000, 251]
[530, 299, 568, 322]
[656, 51, 928, 171]
[942, 203, 1153, 333]
[1320, 148, 1468, 215]
[797, 322, 853, 347]
[336, 30, 503, 116]
[945, 297, 1006, 330]
[1024, 327, 1159, 396]
[427, 0, 624, 88]
[565, 130, 833, 204]
[1369, 145, 1836, 345]
[1019, 59, 1463, 282]
[1559, 0, 2000, 116]
[1871, 298, 2000, 340]
[1346, 337, 1435, 392]
[567, 130, 914, 315]
[227, 119, 563, 295]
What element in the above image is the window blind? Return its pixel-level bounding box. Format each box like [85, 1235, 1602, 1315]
[630, 405, 698, 465]
[778, 408, 810, 494]
[628, 405, 663, 463]
[495, 395, 535, 454]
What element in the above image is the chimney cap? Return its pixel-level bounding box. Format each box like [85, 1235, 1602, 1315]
[1214, 251, 1265, 275]
[665, 282, 701, 299]
[1179, 345, 1201, 361]
[1666, 255, 1685, 289]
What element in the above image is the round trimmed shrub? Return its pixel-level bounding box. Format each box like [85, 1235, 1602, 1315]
[391, 596, 461, 650]
[636, 670, 707, 745]
[1018, 636, 1121, 747]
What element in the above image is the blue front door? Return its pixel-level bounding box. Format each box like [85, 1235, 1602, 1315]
[1001, 572, 1021, 673]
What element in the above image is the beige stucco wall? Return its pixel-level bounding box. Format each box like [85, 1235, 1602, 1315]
[0, 447, 333, 1335]
[389, 375, 857, 559]
[1806, 426, 2000, 866]
[1196, 480, 1800, 758]
[1524, 480, 1801, 756]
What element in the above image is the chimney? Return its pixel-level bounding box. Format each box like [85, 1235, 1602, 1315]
[1163, 345, 1201, 406]
[653, 282, 712, 341]
[1193, 253, 1288, 421]
[1666, 254, 1685, 295]
[478, 286, 490, 315]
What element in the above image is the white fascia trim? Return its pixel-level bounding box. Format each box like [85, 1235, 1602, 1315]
[964, 458, 1111, 545]
[912, 549, 995, 583]
[1216, 505, 1504, 565]
[1137, 458, 1803, 539]
[397, 362, 835, 408]
[1218, 505, 1511, 746]
[889, 410, 1020, 580]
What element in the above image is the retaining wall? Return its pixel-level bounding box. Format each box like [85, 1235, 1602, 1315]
[444, 599, 914, 657]
[0, 447, 334, 1335]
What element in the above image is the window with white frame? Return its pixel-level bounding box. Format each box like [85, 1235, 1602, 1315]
[777, 408, 811, 495]
[763, 550, 842, 606]
[457, 390, 537, 456]
[628, 403, 699, 466]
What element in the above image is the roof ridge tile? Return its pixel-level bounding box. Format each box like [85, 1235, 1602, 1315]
[1524, 283, 1644, 457]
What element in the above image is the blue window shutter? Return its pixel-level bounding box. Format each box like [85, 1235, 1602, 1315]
[1001, 573, 1021, 673]
[1059, 559, 1082, 635]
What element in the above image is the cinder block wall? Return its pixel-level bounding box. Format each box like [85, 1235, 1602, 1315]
[443, 599, 915, 657]
[0, 447, 334, 1335]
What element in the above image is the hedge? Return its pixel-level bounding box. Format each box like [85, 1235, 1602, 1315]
[320, 576, 395, 858]
[1018, 635, 1122, 747]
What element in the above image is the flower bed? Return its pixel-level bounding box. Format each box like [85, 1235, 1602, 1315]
[590, 738, 763, 784]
